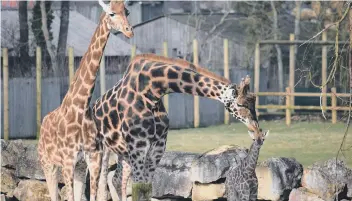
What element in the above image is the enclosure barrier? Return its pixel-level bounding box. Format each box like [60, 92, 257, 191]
[1, 35, 350, 139]
[254, 31, 350, 126]
[257, 88, 350, 126]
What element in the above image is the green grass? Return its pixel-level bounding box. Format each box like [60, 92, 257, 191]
[166, 121, 352, 167]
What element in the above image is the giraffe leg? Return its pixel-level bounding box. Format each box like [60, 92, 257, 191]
[108, 169, 120, 201]
[73, 158, 88, 201]
[96, 148, 110, 201]
[62, 160, 76, 201]
[83, 151, 102, 201]
[121, 160, 132, 201]
[144, 138, 167, 183]
[42, 161, 59, 201]
[108, 157, 132, 201]
[129, 150, 152, 201]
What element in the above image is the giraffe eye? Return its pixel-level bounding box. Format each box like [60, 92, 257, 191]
[237, 103, 244, 107]
[109, 13, 116, 17]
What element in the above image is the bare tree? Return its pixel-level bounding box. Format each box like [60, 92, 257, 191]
[57, 1, 70, 69]
[40, 1, 59, 76]
[18, 1, 30, 76]
[270, 1, 284, 96]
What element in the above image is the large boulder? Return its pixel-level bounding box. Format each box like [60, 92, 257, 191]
[13, 180, 50, 201]
[289, 187, 325, 201]
[301, 159, 352, 201]
[0, 168, 18, 197]
[152, 151, 200, 198]
[190, 145, 248, 183]
[256, 157, 303, 201]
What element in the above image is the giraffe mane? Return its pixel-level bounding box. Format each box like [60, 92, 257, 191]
[133, 54, 231, 84]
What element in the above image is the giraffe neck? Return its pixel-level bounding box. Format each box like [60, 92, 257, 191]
[126, 57, 236, 108]
[64, 13, 110, 109]
[243, 140, 262, 173]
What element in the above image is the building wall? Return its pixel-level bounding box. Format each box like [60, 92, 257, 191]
[118, 17, 249, 71]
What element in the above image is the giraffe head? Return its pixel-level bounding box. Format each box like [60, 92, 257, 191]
[222, 75, 260, 135]
[248, 128, 269, 145]
[99, 0, 134, 38]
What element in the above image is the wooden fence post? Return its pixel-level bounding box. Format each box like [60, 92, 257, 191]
[254, 43, 260, 116]
[322, 31, 327, 112]
[131, 45, 136, 60]
[286, 87, 291, 126]
[36, 46, 42, 139]
[224, 39, 230, 124]
[100, 53, 106, 95]
[163, 42, 169, 113]
[3, 48, 9, 140]
[289, 34, 295, 112]
[331, 87, 337, 124]
[68, 47, 74, 84]
[193, 39, 200, 128]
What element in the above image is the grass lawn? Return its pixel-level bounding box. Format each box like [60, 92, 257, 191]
[166, 121, 352, 167]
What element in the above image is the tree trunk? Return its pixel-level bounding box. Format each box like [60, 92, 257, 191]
[57, 1, 70, 72]
[349, 5, 352, 95]
[270, 1, 284, 101]
[40, 1, 59, 76]
[18, 1, 30, 76]
[294, 1, 301, 56]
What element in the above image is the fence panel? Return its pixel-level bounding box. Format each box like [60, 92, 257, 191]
[9, 78, 36, 138]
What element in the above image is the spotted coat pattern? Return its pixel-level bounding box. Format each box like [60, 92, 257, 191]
[225, 131, 267, 201]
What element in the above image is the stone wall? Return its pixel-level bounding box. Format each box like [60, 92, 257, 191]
[1, 140, 351, 201]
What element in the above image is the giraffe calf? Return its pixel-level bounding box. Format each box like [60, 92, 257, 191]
[225, 129, 269, 201]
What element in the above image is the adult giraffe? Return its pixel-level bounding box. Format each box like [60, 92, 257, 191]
[92, 54, 262, 201]
[37, 1, 133, 201]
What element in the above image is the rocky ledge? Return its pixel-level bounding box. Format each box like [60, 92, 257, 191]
[1, 140, 351, 201]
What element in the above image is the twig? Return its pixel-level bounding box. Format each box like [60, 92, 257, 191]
[300, 3, 350, 48]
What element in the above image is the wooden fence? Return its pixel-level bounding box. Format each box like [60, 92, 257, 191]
[3, 33, 347, 139]
[2, 39, 261, 140]
[254, 32, 350, 125]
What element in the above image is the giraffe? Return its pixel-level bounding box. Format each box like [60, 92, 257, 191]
[37, 1, 133, 201]
[91, 54, 263, 201]
[225, 129, 269, 201]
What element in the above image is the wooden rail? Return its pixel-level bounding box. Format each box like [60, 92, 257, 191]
[255, 32, 350, 125]
[257, 87, 350, 125]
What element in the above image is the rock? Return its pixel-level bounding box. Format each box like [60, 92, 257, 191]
[257, 157, 303, 201]
[0, 168, 18, 196]
[301, 159, 352, 201]
[191, 183, 225, 201]
[152, 151, 201, 198]
[1, 140, 25, 169]
[1, 140, 45, 180]
[16, 143, 46, 180]
[289, 187, 325, 201]
[191, 145, 248, 183]
[13, 180, 50, 201]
